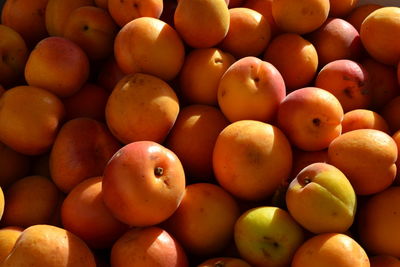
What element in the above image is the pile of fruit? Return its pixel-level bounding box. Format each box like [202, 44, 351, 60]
[0, 0, 400, 266]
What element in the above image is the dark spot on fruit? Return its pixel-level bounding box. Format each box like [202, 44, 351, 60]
[83, 25, 89, 31]
[253, 77, 260, 83]
[154, 167, 163, 177]
[133, 2, 139, 8]
[312, 118, 321, 127]
[220, 90, 226, 97]
[163, 178, 170, 187]
[343, 87, 353, 98]
[214, 58, 223, 64]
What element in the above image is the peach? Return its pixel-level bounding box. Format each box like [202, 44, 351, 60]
[0, 226, 23, 262]
[107, 0, 163, 27]
[286, 162, 357, 234]
[24, 36, 90, 97]
[165, 105, 229, 181]
[45, 0, 94, 37]
[174, 0, 230, 48]
[217, 56, 286, 123]
[0, 142, 31, 188]
[346, 4, 383, 32]
[114, 17, 185, 81]
[63, 6, 118, 61]
[0, 24, 28, 88]
[111, 227, 188, 267]
[360, 7, 400, 66]
[309, 18, 363, 67]
[277, 87, 343, 151]
[49, 117, 121, 193]
[1, 224, 96, 266]
[61, 176, 129, 249]
[263, 33, 318, 91]
[315, 59, 371, 112]
[219, 8, 271, 58]
[291, 233, 370, 267]
[358, 186, 400, 257]
[0, 85, 65, 156]
[361, 57, 400, 110]
[234, 206, 305, 267]
[1, 175, 61, 228]
[213, 120, 292, 201]
[342, 109, 390, 134]
[271, 0, 330, 34]
[179, 48, 235, 106]
[105, 73, 179, 144]
[244, 0, 280, 37]
[1, 0, 48, 48]
[198, 257, 252, 267]
[381, 96, 400, 133]
[102, 141, 186, 227]
[163, 183, 240, 256]
[62, 83, 109, 122]
[328, 129, 398, 195]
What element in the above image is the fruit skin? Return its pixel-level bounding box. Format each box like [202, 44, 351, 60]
[219, 7, 271, 58]
[179, 48, 235, 106]
[217, 56, 286, 123]
[291, 233, 370, 267]
[0, 226, 23, 262]
[0, 142, 31, 188]
[341, 109, 390, 134]
[24, 36, 90, 98]
[346, 4, 383, 32]
[381, 96, 400, 134]
[162, 183, 240, 256]
[360, 7, 400, 66]
[271, 0, 330, 35]
[114, 17, 185, 81]
[328, 129, 397, 195]
[102, 141, 186, 227]
[0, 186, 4, 221]
[263, 33, 318, 91]
[61, 176, 129, 249]
[358, 186, 400, 257]
[105, 73, 180, 144]
[315, 59, 371, 112]
[0, 24, 28, 88]
[277, 87, 343, 151]
[286, 162, 357, 234]
[213, 120, 292, 201]
[174, 0, 230, 48]
[107, 0, 163, 27]
[328, 0, 359, 17]
[234, 206, 305, 267]
[49, 117, 121, 193]
[369, 255, 400, 267]
[0, 85, 65, 156]
[1, 224, 96, 267]
[111, 227, 189, 267]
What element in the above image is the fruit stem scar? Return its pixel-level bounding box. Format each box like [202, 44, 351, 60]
[312, 118, 321, 126]
[154, 167, 163, 176]
[304, 177, 311, 184]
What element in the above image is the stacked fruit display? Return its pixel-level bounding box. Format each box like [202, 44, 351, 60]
[0, 0, 400, 266]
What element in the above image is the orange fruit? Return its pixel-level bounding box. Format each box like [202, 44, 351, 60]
[346, 4, 383, 32]
[360, 7, 400, 66]
[342, 109, 390, 134]
[328, 129, 397, 195]
[291, 233, 370, 267]
[213, 120, 292, 201]
[381, 96, 400, 134]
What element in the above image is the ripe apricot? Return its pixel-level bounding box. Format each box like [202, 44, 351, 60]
[291, 233, 370, 267]
[358, 186, 400, 257]
[0, 142, 31, 187]
[360, 7, 400, 66]
[0, 85, 65, 155]
[328, 0, 359, 17]
[165, 105, 229, 181]
[213, 120, 292, 201]
[315, 59, 371, 112]
[328, 129, 397, 195]
[263, 33, 318, 91]
[1, 175, 61, 227]
[271, 0, 330, 34]
[163, 183, 240, 256]
[0, 226, 23, 262]
[342, 109, 390, 134]
[105, 73, 179, 144]
[381, 96, 400, 133]
[346, 4, 383, 32]
[244, 0, 280, 37]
